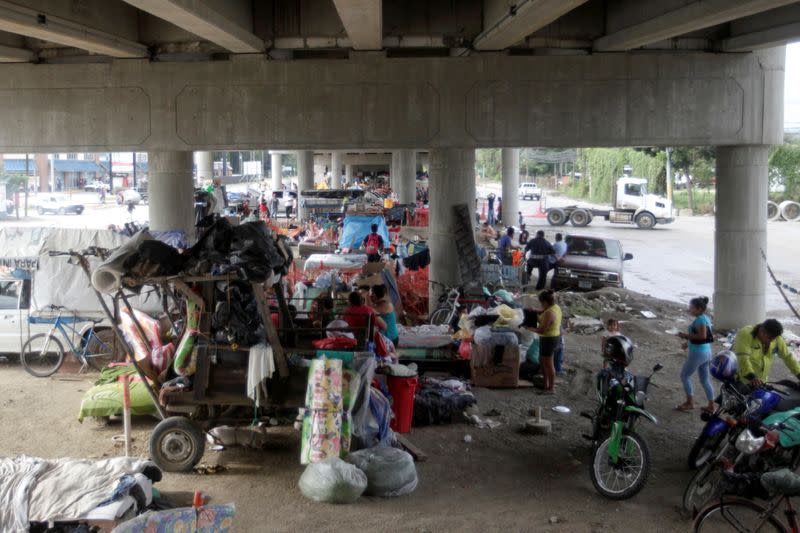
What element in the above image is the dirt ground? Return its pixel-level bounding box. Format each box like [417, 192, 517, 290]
[1, 288, 798, 532]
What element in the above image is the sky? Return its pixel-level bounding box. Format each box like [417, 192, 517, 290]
[787, 42, 800, 130]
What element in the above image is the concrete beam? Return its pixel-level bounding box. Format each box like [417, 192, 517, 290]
[332, 0, 382, 50]
[474, 0, 589, 51]
[0, 0, 147, 58]
[722, 22, 800, 51]
[0, 43, 33, 62]
[123, 0, 263, 53]
[595, 0, 799, 52]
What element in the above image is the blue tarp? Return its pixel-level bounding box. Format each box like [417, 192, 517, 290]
[339, 215, 390, 251]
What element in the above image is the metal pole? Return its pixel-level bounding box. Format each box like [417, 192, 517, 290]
[665, 147, 673, 202]
[132, 152, 137, 189]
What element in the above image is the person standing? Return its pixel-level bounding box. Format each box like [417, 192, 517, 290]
[518, 223, 529, 246]
[371, 284, 399, 347]
[284, 192, 294, 219]
[553, 233, 567, 260]
[525, 230, 555, 290]
[362, 223, 385, 262]
[497, 197, 503, 223]
[211, 178, 227, 215]
[495, 227, 518, 266]
[487, 193, 496, 225]
[518, 211, 524, 227]
[532, 290, 562, 394]
[676, 296, 715, 413]
[259, 196, 269, 220]
[270, 192, 280, 218]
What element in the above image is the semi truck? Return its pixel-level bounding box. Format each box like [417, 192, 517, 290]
[545, 177, 673, 229]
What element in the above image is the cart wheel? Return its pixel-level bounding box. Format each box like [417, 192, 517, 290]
[149, 417, 206, 472]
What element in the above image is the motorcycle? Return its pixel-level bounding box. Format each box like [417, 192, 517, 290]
[683, 385, 800, 513]
[582, 361, 663, 500]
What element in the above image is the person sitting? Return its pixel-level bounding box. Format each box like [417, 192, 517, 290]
[496, 227, 519, 266]
[311, 294, 335, 328]
[371, 284, 399, 347]
[343, 291, 386, 336]
[734, 318, 800, 388]
[362, 224, 385, 263]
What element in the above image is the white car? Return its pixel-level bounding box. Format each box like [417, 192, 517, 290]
[518, 182, 542, 200]
[85, 180, 110, 191]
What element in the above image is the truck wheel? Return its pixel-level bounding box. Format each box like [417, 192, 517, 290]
[635, 212, 656, 229]
[570, 209, 591, 227]
[547, 208, 568, 226]
[149, 417, 206, 472]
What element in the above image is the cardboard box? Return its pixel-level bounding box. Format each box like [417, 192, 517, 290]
[470, 344, 520, 388]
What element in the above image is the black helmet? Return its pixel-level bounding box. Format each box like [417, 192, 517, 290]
[604, 335, 634, 366]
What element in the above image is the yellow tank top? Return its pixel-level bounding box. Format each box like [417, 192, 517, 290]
[541, 304, 562, 338]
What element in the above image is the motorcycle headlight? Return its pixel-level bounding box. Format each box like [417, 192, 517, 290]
[735, 429, 765, 455]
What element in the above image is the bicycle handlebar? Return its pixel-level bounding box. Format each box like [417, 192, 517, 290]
[48, 247, 110, 259]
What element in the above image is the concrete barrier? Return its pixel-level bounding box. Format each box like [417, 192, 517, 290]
[767, 200, 780, 221]
[779, 200, 800, 221]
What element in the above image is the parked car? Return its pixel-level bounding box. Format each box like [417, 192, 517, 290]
[518, 182, 542, 200]
[84, 180, 110, 191]
[116, 189, 142, 205]
[36, 196, 84, 215]
[551, 234, 633, 291]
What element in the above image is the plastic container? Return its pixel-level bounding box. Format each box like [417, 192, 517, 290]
[384, 198, 394, 209]
[387, 375, 418, 433]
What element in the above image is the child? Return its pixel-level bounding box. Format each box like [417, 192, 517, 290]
[601, 319, 621, 367]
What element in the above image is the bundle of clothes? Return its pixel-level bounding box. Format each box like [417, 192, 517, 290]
[412, 377, 476, 427]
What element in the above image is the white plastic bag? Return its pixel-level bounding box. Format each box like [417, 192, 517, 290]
[298, 457, 367, 504]
[345, 447, 418, 497]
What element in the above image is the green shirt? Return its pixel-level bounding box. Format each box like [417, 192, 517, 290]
[734, 324, 800, 382]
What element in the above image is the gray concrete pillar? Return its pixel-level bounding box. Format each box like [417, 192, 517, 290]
[331, 151, 343, 188]
[297, 150, 314, 220]
[271, 152, 282, 190]
[428, 148, 476, 305]
[714, 145, 769, 330]
[148, 151, 196, 241]
[196, 151, 213, 183]
[395, 150, 416, 204]
[390, 151, 400, 192]
[501, 148, 520, 227]
[345, 164, 354, 185]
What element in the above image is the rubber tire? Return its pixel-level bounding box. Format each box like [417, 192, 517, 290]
[20, 333, 65, 377]
[687, 431, 726, 470]
[570, 209, 591, 227]
[683, 462, 723, 514]
[547, 208, 568, 226]
[590, 430, 651, 500]
[149, 417, 206, 473]
[57, 207, 65, 215]
[635, 211, 656, 229]
[692, 497, 785, 533]
[75, 207, 84, 215]
[429, 308, 453, 326]
[37, 207, 44, 215]
[84, 328, 125, 371]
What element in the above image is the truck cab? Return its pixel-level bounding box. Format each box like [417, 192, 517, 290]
[0, 275, 34, 354]
[611, 177, 673, 228]
[518, 182, 542, 200]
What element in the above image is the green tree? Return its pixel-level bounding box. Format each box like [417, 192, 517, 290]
[475, 148, 502, 181]
[670, 147, 715, 210]
[571, 148, 663, 203]
[769, 139, 800, 198]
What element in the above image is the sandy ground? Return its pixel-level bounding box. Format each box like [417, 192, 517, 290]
[2, 289, 798, 532]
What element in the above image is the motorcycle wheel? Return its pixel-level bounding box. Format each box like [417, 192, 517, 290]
[688, 431, 727, 470]
[590, 430, 651, 500]
[683, 462, 723, 514]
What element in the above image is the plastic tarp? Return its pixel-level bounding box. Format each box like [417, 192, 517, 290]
[0, 227, 47, 269]
[339, 216, 390, 251]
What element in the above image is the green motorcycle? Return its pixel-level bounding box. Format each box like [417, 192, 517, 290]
[583, 335, 662, 500]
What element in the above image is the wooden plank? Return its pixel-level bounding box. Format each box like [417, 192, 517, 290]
[251, 281, 289, 378]
[396, 434, 428, 463]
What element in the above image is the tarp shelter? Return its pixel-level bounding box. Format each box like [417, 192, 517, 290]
[0, 226, 159, 316]
[339, 215, 390, 251]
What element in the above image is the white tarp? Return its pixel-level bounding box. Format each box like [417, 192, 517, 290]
[0, 227, 48, 269]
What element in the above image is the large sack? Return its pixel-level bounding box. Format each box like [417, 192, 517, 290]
[345, 447, 418, 497]
[298, 458, 367, 504]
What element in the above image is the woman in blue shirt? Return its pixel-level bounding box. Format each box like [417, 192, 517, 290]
[676, 296, 715, 413]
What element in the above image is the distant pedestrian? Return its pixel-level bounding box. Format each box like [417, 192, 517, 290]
[525, 230, 555, 290]
[285, 193, 294, 219]
[270, 193, 279, 218]
[518, 223, 529, 246]
[259, 197, 268, 219]
[676, 296, 715, 413]
[99, 188, 106, 204]
[518, 211, 524, 227]
[487, 193, 496, 225]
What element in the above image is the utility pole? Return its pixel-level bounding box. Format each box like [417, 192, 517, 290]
[132, 152, 137, 189]
[665, 147, 673, 202]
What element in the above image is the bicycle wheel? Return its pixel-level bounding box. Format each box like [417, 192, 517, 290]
[693, 497, 785, 533]
[429, 308, 453, 326]
[84, 328, 124, 371]
[683, 462, 724, 514]
[21, 333, 65, 377]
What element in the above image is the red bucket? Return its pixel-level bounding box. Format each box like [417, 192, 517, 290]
[387, 376, 418, 433]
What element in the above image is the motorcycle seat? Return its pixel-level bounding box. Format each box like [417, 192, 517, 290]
[761, 469, 800, 497]
[774, 381, 800, 411]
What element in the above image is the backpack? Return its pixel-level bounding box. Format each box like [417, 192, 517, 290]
[365, 233, 382, 255]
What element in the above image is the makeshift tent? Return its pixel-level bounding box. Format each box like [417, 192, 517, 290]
[339, 216, 390, 251]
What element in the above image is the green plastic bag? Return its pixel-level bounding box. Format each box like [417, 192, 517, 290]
[527, 335, 540, 365]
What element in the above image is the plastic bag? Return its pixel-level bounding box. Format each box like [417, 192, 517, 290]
[298, 457, 367, 504]
[345, 447, 418, 497]
[458, 340, 472, 360]
[493, 305, 523, 328]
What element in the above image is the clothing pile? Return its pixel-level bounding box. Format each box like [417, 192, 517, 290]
[412, 377, 476, 427]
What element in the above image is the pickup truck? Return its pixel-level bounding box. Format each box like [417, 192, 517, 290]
[518, 182, 542, 201]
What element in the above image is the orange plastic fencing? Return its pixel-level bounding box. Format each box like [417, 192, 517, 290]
[396, 266, 429, 317]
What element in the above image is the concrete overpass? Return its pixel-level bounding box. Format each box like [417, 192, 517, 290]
[0, 0, 797, 328]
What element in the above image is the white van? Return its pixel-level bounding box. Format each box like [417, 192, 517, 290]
[518, 182, 542, 200]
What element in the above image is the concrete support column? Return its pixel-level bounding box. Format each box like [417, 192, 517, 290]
[297, 150, 314, 220]
[196, 151, 213, 183]
[501, 148, 520, 227]
[390, 151, 400, 192]
[345, 164, 354, 185]
[395, 149, 416, 204]
[271, 152, 282, 190]
[714, 145, 769, 329]
[148, 151, 196, 241]
[428, 148, 476, 305]
[331, 151, 343, 188]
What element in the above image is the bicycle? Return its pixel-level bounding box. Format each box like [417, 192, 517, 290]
[693, 469, 800, 532]
[429, 286, 461, 326]
[20, 305, 120, 377]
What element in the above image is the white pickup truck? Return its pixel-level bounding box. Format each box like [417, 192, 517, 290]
[518, 182, 542, 201]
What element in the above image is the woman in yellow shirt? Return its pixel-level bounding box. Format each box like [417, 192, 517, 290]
[533, 290, 562, 394]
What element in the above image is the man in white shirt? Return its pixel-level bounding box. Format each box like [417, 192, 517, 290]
[211, 178, 226, 215]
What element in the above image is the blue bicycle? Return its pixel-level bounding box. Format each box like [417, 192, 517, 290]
[20, 304, 119, 377]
